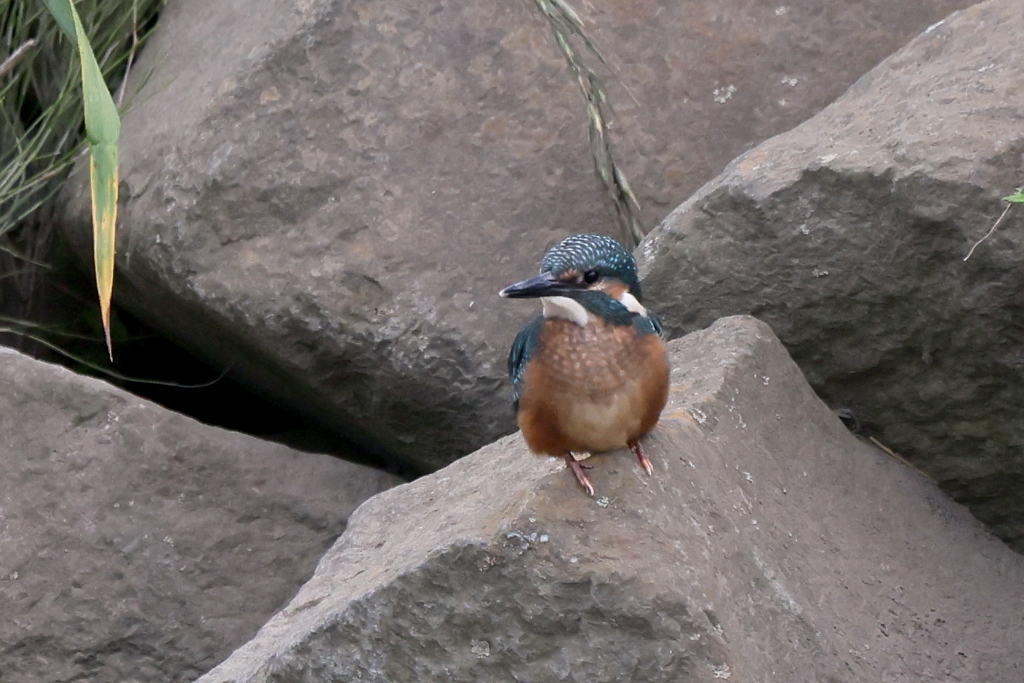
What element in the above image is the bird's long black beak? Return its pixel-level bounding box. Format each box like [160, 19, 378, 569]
[499, 271, 579, 299]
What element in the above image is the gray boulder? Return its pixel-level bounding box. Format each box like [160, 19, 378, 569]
[0, 347, 400, 683]
[59, 0, 972, 473]
[196, 317, 1024, 683]
[638, 0, 1024, 550]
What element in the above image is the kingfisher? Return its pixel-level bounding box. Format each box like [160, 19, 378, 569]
[500, 234, 670, 495]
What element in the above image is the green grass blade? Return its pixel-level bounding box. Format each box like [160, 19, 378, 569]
[40, 0, 79, 47]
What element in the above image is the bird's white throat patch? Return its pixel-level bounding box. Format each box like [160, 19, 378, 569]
[541, 291, 647, 326]
[618, 291, 648, 317]
[541, 296, 591, 326]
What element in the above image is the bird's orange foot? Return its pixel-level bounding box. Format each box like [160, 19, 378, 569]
[563, 453, 595, 496]
[629, 439, 654, 476]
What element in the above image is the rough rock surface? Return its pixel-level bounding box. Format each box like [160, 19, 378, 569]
[638, 0, 1024, 550]
[0, 348, 401, 683]
[59, 0, 971, 472]
[197, 317, 1024, 683]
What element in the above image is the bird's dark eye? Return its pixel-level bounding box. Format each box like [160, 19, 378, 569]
[583, 270, 600, 284]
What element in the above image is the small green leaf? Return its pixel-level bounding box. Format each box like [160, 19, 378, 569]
[1004, 188, 1024, 204]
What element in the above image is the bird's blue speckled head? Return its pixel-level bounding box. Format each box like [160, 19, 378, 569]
[540, 234, 642, 299]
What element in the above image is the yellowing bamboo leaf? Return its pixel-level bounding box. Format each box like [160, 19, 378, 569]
[88, 140, 119, 360]
[52, 0, 121, 360]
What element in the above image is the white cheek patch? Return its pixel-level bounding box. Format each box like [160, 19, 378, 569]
[541, 296, 591, 327]
[617, 291, 648, 317]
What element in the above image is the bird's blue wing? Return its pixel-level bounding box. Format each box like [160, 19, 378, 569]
[633, 308, 665, 338]
[648, 309, 666, 338]
[508, 315, 544, 411]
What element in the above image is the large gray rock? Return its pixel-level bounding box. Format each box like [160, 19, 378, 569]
[197, 317, 1024, 683]
[0, 347, 400, 683]
[638, 0, 1024, 550]
[59, 0, 972, 473]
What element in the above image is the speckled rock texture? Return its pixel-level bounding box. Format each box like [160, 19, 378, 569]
[58, 0, 972, 473]
[638, 0, 1024, 551]
[0, 347, 401, 683]
[196, 317, 1024, 683]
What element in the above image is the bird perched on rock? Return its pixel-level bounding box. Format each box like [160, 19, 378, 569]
[500, 234, 670, 495]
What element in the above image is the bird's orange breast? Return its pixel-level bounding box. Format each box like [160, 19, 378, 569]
[517, 317, 669, 456]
